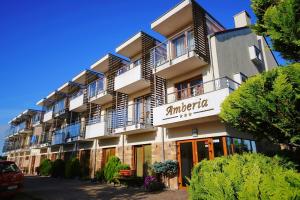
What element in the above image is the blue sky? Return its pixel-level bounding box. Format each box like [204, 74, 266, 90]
[0, 0, 286, 153]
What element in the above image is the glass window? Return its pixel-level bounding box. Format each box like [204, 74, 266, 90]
[173, 34, 185, 58]
[242, 140, 252, 152]
[233, 138, 243, 154]
[213, 138, 224, 157]
[226, 137, 234, 155]
[251, 141, 257, 153]
[134, 59, 141, 67]
[0, 162, 20, 173]
[187, 31, 195, 50]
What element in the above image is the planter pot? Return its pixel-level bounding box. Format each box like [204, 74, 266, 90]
[119, 170, 131, 177]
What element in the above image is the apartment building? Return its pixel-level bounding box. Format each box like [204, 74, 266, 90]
[2, 0, 278, 189]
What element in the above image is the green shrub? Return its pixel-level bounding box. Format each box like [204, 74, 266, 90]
[39, 159, 52, 176]
[188, 153, 300, 200]
[95, 169, 105, 182]
[117, 163, 130, 171]
[152, 160, 178, 177]
[65, 157, 81, 179]
[51, 159, 65, 178]
[103, 156, 121, 182]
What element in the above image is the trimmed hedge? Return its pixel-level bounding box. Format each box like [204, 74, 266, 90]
[65, 157, 80, 178]
[188, 153, 300, 200]
[51, 159, 65, 178]
[39, 159, 52, 176]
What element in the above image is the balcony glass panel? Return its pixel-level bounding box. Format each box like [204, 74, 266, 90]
[53, 98, 66, 115]
[152, 30, 195, 69]
[32, 113, 42, 125]
[157, 77, 240, 105]
[52, 128, 66, 145]
[18, 121, 27, 131]
[65, 122, 81, 139]
[116, 59, 141, 76]
[70, 89, 84, 100]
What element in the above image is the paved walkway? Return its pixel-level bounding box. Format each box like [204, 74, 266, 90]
[14, 176, 188, 200]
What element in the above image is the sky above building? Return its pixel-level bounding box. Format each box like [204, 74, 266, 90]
[0, 0, 286, 153]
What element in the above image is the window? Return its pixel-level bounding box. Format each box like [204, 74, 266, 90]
[226, 137, 257, 154]
[175, 75, 203, 101]
[187, 31, 195, 50]
[134, 96, 151, 125]
[213, 138, 224, 157]
[0, 162, 20, 173]
[134, 144, 152, 177]
[173, 34, 185, 58]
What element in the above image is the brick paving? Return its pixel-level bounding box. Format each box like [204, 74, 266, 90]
[13, 176, 188, 200]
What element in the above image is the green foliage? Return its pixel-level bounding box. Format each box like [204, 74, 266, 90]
[95, 169, 105, 182]
[65, 157, 81, 179]
[103, 156, 122, 182]
[188, 153, 300, 200]
[51, 159, 65, 178]
[251, 0, 300, 61]
[117, 163, 130, 171]
[39, 159, 52, 176]
[153, 160, 178, 177]
[220, 64, 300, 147]
[153, 162, 166, 175]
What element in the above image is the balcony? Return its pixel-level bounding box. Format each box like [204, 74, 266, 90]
[65, 122, 85, 143]
[114, 63, 150, 94]
[151, 0, 193, 37]
[69, 89, 87, 112]
[85, 116, 112, 139]
[32, 112, 43, 127]
[88, 79, 113, 105]
[153, 77, 239, 127]
[53, 98, 68, 118]
[152, 33, 207, 79]
[39, 132, 51, 148]
[17, 122, 31, 134]
[29, 135, 40, 149]
[52, 129, 66, 145]
[113, 103, 156, 135]
[43, 109, 54, 123]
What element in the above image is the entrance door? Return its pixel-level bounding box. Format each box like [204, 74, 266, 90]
[134, 144, 152, 177]
[101, 148, 115, 168]
[177, 139, 214, 189]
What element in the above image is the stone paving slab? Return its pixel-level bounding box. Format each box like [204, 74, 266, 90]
[13, 176, 188, 200]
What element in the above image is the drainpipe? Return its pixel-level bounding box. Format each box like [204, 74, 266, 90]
[162, 127, 165, 162]
[207, 35, 216, 90]
[122, 134, 125, 163]
[93, 138, 97, 178]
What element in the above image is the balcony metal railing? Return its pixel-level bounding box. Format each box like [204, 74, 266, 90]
[53, 98, 67, 116]
[151, 34, 195, 69]
[51, 122, 84, 145]
[30, 135, 39, 146]
[52, 128, 66, 145]
[40, 132, 51, 145]
[114, 102, 152, 129]
[156, 77, 240, 106]
[116, 60, 141, 76]
[88, 78, 104, 99]
[70, 89, 85, 100]
[32, 112, 43, 125]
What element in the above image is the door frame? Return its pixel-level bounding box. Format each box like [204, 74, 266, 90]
[177, 138, 214, 189]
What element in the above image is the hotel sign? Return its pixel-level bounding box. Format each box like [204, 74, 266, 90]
[153, 88, 230, 127]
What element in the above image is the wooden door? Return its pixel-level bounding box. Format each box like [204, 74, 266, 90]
[177, 139, 214, 189]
